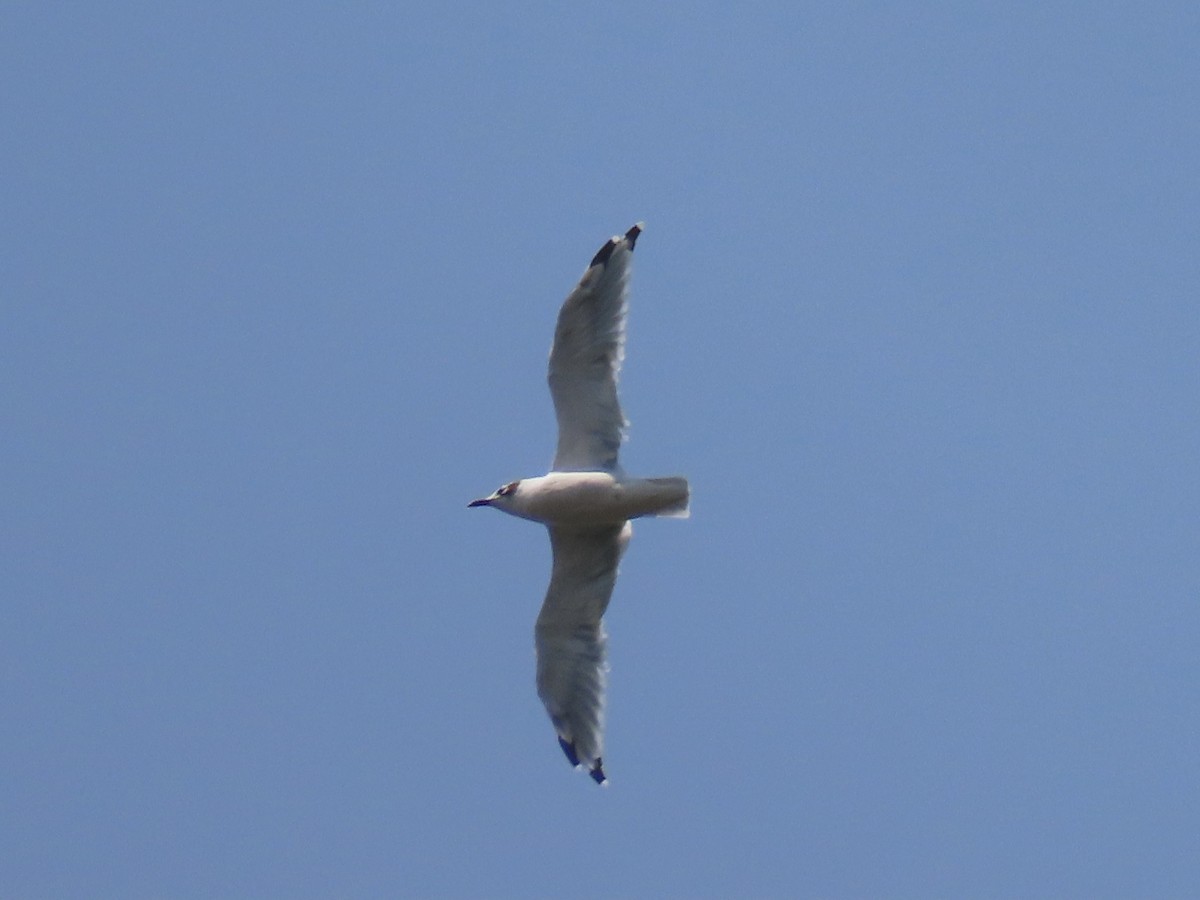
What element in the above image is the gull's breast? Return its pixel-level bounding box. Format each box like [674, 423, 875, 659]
[516, 472, 679, 526]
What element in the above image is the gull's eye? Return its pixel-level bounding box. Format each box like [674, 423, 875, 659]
[498, 481, 518, 496]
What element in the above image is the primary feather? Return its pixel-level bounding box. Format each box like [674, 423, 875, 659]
[535, 522, 632, 784]
[548, 224, 641, 472]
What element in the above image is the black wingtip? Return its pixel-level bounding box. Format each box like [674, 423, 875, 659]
[589, 222, 644, 268]
[558, 736, 581, 768]
[589, 237, 619, 268]
[589, 759, 607, 785]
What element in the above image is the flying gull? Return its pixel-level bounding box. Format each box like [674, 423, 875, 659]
[470, 223, 690, 785]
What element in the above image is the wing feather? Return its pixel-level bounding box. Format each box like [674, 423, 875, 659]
[534, 522, 632, 784]
[548, 224, 642, 472]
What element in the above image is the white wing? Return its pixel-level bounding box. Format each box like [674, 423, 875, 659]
[535, 521, 632, 784]
[548, 224, 642, 472]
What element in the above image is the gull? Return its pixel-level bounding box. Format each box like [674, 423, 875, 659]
[470, 223, 689, 785]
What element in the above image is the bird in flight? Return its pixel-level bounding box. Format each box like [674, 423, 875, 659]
[470, 223, 689, 785]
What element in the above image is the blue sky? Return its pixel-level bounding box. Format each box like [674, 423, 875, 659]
[3, 3, 1198, 897]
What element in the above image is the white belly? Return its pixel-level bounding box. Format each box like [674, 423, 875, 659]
[513, 472, 689, 526]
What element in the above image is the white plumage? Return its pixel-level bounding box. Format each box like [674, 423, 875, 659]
[470, 224, 689, 785]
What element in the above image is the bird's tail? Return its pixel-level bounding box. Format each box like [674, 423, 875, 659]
[644, 476, 690, 519]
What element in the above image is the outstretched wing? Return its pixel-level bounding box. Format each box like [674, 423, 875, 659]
[548, 224, 642, 472]
[534, 521, 632, 784]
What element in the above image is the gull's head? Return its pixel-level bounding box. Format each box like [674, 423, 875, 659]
[468, 480, 520, 510]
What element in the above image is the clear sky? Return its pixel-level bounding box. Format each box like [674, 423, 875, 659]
[4, 3, 1198, 897]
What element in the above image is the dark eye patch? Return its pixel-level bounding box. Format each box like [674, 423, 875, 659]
[498, 481, 519, 496]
